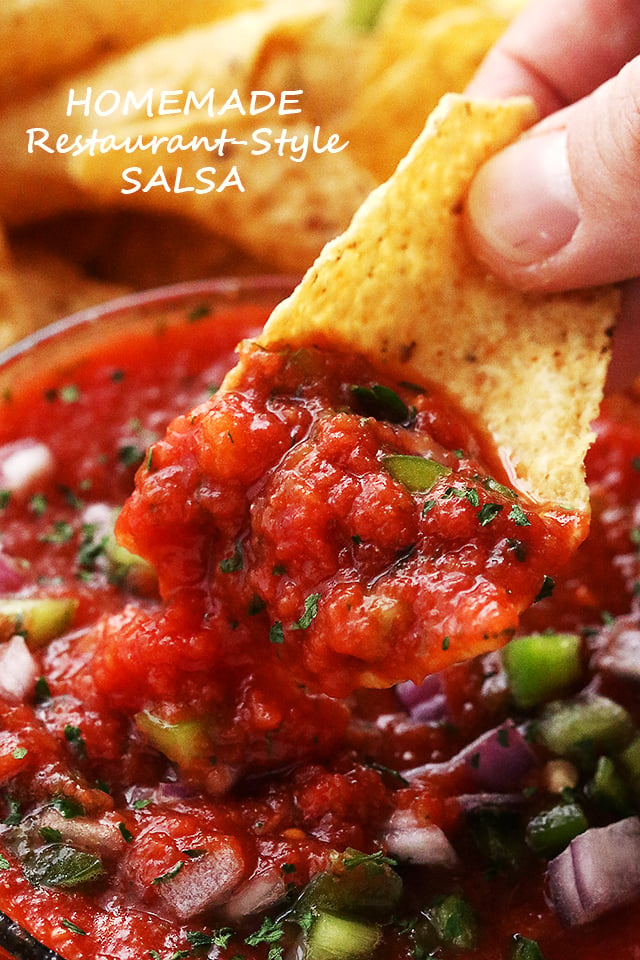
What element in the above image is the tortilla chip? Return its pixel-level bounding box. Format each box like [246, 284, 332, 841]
[258, 94, 617, 528]
[346, 6, 508, 180]
[0, 2, 376, 273]
[0, 0, 259, 103]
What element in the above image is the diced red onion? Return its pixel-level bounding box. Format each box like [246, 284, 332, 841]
[0, 440, 54, 494]
[382, 809, 458, 868]
[38, 809, 125, 857]
[402, 721, 538, 793]
[126, 782, 195, 807]
[455, 792, 526, 813]
[459, 721, 538, 792]
[0, 551, 26, 592]
[546, 816, 640, 926]
[396, 673, 448, 723]
[0, 636, 38, 702]
[157, 841, 246, 919]
[593, 619, 640, 681]
[221, 869, 287, 922]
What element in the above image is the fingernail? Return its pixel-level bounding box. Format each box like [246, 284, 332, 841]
[467, 129, 580, 265]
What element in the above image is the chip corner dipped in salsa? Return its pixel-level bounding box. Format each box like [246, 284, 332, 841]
[0, 94, 637, 960]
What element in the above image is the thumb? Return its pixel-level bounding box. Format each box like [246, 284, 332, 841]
[465, 57, 640, 292]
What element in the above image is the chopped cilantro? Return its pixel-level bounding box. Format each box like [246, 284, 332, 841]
[39, 520, 74, 544]
[188, 303, 211, 321]
[292, 593, 321, 630]
[477, 503, 503, 526]
[118, 822, 133, 843]
[269, 622, 285, 644]
[3, 796, 22, 825]
[64, 724, 86, 755]
[351, 383, 413, 423]
[0, 855, 10, 870]
[60, 385, 81, 404]
[534, 576, 555, 603]
[0, 490, 10, 510]
[508, 504, 531, 527]
[29, 493, 48, 516]
[442, 636, 451, 651]
[52, 795, 83, 819]
[40, 826, 63, 844]
[77, 523, 108, 572]
[61, 919, 87, 936]
[219, 541, 244, 573]
[245, 916, 285, 948]
[118, 444, 145, 468]
[247, 594, 266, 616]
[11, 747, 27, 760]
[151, 861, 185, 884]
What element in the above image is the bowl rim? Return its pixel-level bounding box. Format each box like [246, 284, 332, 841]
[0, 274, 298, 370]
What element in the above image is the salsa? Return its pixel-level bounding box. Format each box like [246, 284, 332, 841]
[0, 290, 639, 960]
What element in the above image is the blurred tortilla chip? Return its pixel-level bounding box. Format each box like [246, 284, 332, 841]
[0, 1, 376, 273]
[0, 0, 260, 103]
[346, 5, 509, 179]
[260, 94, 617, 525]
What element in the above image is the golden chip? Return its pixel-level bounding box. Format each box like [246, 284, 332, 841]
[258, 94, 617, 533]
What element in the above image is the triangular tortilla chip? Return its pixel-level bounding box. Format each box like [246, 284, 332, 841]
[257, 93, 617, 535]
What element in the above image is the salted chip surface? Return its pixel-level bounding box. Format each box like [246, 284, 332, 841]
[258, 93, 617, 533]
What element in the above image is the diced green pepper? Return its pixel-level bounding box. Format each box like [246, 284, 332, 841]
[525, 803, 588, 859]
[383, 455, 451, 492]
[587, 755, 632, 815]
[618, 734, 640, 800]
[105, 534, 156, 592]
[304, 913, 381, 960]
[502, 633, 582, 708]
[347, 0, 387, 29]
[0, 597, 78, 648]
[427, 894, 477, 950]
[294, 849, 402, 921]
[468, 808, 526, 873]
[511, 935, 546, 960]
[134, 711, 212, 766]
[534, 694, 635, 765]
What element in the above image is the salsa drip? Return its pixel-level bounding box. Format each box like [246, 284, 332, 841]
[1, 305, 640, 960]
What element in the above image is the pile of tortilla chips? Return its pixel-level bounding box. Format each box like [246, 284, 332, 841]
[0, 0, 525, 346]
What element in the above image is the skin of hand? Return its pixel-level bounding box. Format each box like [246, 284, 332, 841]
[463, 0, 640, 389]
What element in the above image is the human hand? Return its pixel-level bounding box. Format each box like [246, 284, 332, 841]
[464, 0, 640, 389]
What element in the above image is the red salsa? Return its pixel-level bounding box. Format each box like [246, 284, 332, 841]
[0, 293, 639, 960]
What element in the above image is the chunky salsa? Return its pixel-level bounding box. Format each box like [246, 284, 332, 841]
[0, 288, 639, 960]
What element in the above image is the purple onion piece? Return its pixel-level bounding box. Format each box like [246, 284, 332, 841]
[396, 673, 448, 723]
[459, 721, 538, 792]
[0, 551, 26, 592]
[546, 816, 640, 926]
[593, 619, 640, 681]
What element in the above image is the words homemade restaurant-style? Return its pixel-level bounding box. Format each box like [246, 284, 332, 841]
[25, 86, 351, 194]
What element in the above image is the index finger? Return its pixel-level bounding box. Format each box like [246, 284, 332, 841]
[467, 0, 640, 115]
